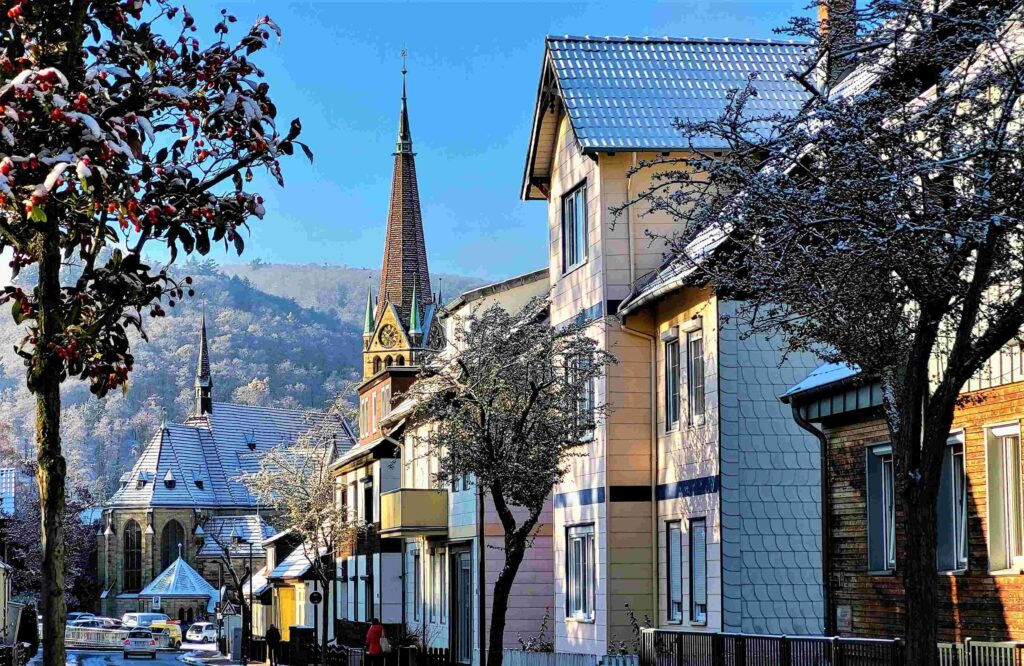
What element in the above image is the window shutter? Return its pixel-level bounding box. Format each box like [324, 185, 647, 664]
[988, 430, 1009, 571]
[936, 446, 955, 570]
[691, 520, 707, 606]
[865, 449, 884, 570]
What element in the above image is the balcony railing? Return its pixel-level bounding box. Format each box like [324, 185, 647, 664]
[379, 488, 448, 538]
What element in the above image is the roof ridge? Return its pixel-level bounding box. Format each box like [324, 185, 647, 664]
[546, 34, 810, 46]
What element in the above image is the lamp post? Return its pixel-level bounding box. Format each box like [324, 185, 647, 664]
[232, 526, 254, 666]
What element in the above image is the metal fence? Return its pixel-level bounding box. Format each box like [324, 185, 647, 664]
[640, 629, 902, 666]
[64, 625, 177, 650]
[640, 629, 1024, 666]
[504, 650, 640, 666]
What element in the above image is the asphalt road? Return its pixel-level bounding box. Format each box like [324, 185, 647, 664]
[52, 642, 217, 666]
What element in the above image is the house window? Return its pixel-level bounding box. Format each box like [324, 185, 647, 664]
[411, 549, 419, 618]
[666, 522, 683, 622]
[123, 519, 143, 593]
[866, 445, 896, 571]
[371, 393, 378, 433]
[686, 330, 705, 423]
[570, 356, 595, 440]
[937, 435, 969, 572]
[566, 524, 595, 621]
[430, 548, 446, 623]
[363, 477, 374, 524]
[987, 424, 1024, 571]
[665, 339, 680, 430]
[160, 520, 185, 571]
[689, 518, 707, 624]
[561, 183, 587, 272]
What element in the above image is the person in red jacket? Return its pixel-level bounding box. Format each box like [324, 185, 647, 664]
[365, 618, 386, 666]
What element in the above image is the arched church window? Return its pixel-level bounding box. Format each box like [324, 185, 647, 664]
[384, 356, 393, 367]
[123, 520, 143, 593]
[161, 520, 186, 571]
[396, 356, 405, 366]
[373, 357, 382, 374]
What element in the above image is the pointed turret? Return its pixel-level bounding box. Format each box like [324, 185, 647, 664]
[194, 310, 213, 416]
[376, 57, 432, 329]
[363, 285, 375, 341]
[409, 284, 422, 338]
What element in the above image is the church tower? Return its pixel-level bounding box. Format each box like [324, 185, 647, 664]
[363, 60, 442, 381]
[194, 311, 213, 415]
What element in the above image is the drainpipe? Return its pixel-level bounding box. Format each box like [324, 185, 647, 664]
[788, 403, 833, 636]
[618, 318, 659, 627]
[477, 486, 487, 666]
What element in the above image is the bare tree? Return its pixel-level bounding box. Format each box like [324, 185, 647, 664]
[618, 2, 1024, 663]
[239, 401, 355, 666]
[406, 298, 615, 666]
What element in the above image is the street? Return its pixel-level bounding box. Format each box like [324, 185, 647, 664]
[33, 642, 220, 666]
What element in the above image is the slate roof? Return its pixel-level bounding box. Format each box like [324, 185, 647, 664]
[547, 36, 810, 151]
[196, 515, 276, 558]
[106, 402, 356, 509]
[140, 556, 218, 599]
[267, 543, 327, 581]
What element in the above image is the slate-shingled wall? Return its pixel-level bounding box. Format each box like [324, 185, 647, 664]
[718, 300, 824, 635]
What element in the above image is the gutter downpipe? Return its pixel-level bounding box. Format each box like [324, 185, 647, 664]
[477, 486, 487, 666]
[618, 315, 659, 628]
[788, 401, 833, 636]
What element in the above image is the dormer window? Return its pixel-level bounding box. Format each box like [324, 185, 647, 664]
[163, 470, 176, 489]
[191, 470, 205, 490]
[244, 431, 257, 451]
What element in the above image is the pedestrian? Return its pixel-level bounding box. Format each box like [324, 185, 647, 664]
[365, 618, 387, 666]
[265, 624, 281, 666]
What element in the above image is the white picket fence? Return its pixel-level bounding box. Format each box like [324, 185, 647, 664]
[503, 649, 639, 666]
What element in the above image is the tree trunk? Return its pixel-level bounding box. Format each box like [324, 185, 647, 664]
[321, 578, 330, 666]
[486, 544, 526, 666]
[902, 490, 938, 666]
[32, 226, 66, 666]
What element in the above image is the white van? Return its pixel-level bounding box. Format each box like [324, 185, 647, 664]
[121, 613, 169, 628]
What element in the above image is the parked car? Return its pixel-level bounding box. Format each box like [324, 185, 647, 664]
[94, 617, 123, 629]
[66, 612, 95, 624]
[185, 622, 219, 643]
[150, 622, 182, 649]
[70, 619, 103, 629]
[122, 628, 157, 660]
[121, 613, 169, 628]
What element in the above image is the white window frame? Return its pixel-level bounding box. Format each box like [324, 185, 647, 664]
[666, 521, 683, 623]
[412, 548, 422, 622]
[686, 330, 705, 424]
[989, 423, 1024, 571]
[689, 518, 708, 625]
[665, 339, 680, 431]
[952, 442, 968, 571]
[881, 453, 896, 570]
[561, 183, 588, 273]
[566, 524, 595, 621]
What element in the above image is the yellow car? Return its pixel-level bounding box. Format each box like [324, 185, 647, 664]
[149, 622, 182, 649]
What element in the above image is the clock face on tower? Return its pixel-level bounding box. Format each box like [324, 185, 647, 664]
[378, 324, 400, 349]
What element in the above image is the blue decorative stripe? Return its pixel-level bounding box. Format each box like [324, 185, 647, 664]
[656, 475, 720, 501]
[553, 302, 604, 331]
[554, 487, 605, 508]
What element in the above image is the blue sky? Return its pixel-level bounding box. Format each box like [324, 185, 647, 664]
[193, 1, 808, 281]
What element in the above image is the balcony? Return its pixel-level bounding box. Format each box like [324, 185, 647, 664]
[379, 488, 448, 538]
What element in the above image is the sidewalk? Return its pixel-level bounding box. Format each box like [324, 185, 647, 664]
[178, 650, 250, 666]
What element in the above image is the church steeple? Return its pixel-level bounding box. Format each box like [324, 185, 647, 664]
[363, 285, 375, 340]
[194, 309, 213, 416]
[376, 54, 432, 329]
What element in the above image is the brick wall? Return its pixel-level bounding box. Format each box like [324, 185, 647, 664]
[826, 380, 1024, 641]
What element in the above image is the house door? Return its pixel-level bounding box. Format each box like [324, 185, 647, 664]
[277, 587, 295, 642]
[450, 549, 473, 665]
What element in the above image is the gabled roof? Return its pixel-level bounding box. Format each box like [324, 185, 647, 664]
[782, 362, 861, 400]
[106, 402, 355, 509]
[267, 543, 327, 581]
[196, 515, 276, 559]
[140, 556, 218, 599]
[522, 35, 812, 199]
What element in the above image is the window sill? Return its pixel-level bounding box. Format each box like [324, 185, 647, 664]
[560, 261, 588, 279]
[690, 621, 708, 628]
[988, 568, 1024, 576]
[565, 616, 595, 625]
[866, 569, 895, 576]
[666, 424, 680, 434]
[940, 569, 968, 576]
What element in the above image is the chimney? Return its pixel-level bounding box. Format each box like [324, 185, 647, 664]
[818, 0, 857, 91]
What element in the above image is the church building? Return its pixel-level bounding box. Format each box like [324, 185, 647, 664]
[98, 314, 356, 620]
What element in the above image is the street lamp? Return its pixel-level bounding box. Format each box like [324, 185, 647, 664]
[232, 525, 253, 666]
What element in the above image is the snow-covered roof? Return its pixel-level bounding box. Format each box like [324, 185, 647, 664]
[267, 543, 327, 581]
[140, 556, 219, 600]
[196, 515, 276, 559]
[782, 362, 861, 399]
[106, 402, 355, 509]
[244, 565, 272, 598]
[546, 36, 811, 151]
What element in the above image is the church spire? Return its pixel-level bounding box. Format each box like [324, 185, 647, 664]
[409, 284, 422, 337]
[194, 308, 213, 416]
[376, 53, 432, 331]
